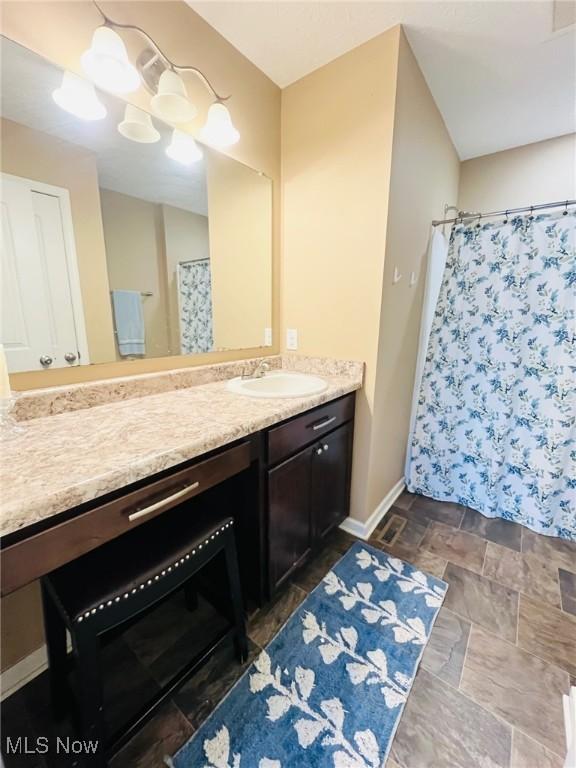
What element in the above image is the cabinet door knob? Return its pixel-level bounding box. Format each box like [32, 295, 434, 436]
[64, 352, 77, 363]
[39, 355, 53, 367]
[316, 447, 323, 455]
[323, 444, 329, 451]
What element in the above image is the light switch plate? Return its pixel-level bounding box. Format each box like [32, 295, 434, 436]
[286, 328, 298, 350]
[264, 327, 272, 346]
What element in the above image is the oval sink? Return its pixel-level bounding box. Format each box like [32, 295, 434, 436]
[227, 371, 328, 398]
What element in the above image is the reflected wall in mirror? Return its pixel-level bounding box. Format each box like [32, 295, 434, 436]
[0, 37, 273, 373]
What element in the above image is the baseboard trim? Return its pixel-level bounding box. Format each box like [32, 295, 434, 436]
[339, 479, 405, 541]
[0, 638, 72, 702]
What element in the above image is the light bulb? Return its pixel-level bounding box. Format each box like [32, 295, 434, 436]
[151, 70, 197, 124]
[81, 26, 140, 94]
[166, 129, 203, 165]
[118, 104, 160, 143]
[200, 102, 239, 148]
[52, 71, 106, 121]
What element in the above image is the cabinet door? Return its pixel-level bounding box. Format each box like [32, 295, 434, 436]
[312, 422, 353, 541]
[268, 446, 313, 590]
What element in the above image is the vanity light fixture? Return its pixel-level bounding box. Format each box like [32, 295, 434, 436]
[81, 26, 140, 94]
[166, 128, 203, 165]
[85, 1, 240, 144]
[151, 70, 197, 124]
[118, 104, 160, 143]
[52, 71, 107, 120]
[200, 101, 240, 149]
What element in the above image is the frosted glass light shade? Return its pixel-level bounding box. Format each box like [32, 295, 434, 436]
[200, 102, 239, 148]
[118, 104, 160, 143]
[151, 70, 197, 123]
[81, 26, 140, 94]
[52, 71, 106, 121]
[166, 129, 203, 165]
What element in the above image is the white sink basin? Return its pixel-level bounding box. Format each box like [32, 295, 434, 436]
[227, 371, 328, 398]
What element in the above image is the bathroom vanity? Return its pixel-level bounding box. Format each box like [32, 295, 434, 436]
[1, 357, 361, 604]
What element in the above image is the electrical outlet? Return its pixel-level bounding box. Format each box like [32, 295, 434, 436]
[286, 328, 298, 350]
[264, 327, 272, 346]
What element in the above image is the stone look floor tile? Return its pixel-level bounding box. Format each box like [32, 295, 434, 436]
[559, 568, 576, 616]
[420, 607, 471, 687]
[522, 529, 576, 573]
[443, 563, 519, 642]
[406, 496, 467, 528]
[483, 541, 562, 608]
[391, 667, 511, 768]
[460, 508, 523, 552]
[517, 595, 576, 676]
[381, 545, 448, 579]
[292, 546, 343, 592]
[248, 583, 306, 647]
[111, 701, 193, 768]
[421, 522, 487, 574]
[324, 528, 357, 554]
[394, 490, 418, 511]
[511, 730, 564, 768]
[460, 626, 570, 756]
[174, 639, 260, 730]
[372, 512, 427, 559]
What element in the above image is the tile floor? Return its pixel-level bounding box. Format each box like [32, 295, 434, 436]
[2, 493, 575, 767]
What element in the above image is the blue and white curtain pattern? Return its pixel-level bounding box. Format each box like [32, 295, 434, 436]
[178, 259, 214, 354]
[406, 211, 576, 541]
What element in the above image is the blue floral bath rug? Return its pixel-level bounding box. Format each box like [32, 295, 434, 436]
[169, 541, 447, 768]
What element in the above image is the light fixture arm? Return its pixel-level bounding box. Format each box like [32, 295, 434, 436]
[92, 1, 230, 102]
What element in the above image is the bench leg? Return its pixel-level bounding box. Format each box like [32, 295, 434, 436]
[224, 530, 249, 664]
[73, 627, 108, 767]
[41, 580, 69, 720]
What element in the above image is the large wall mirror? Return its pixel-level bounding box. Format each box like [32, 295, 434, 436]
[0, 37, 273, 374]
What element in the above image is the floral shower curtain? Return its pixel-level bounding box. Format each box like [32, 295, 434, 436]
[406, 210, 575, 541]
[178, 259, 214, 354]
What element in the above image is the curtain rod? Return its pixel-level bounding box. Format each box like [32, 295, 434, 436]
[432, 199, 575, 227]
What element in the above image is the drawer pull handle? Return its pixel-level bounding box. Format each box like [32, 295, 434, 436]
[311, 416, 336, 431]
[128, 482, 200, 522]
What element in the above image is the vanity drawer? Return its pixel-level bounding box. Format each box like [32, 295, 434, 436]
[267, 393, 354, 465]
[1, 441, 251, 595]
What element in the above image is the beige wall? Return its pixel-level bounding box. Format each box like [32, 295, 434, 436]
[458, 134, 576, 212]
[368, 30, 460, 514]
[162, 204, 210, 353]
[101, 189, 171, 359]
[207, 152, 273, 350]
[282, 27, 401, 523]
[0, 118, 116, 364]
[2, 0, 281, 390]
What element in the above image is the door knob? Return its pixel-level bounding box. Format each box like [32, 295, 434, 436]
[39, 355, 53, 367]
[64, 352, 77, 363]
[316, 447, 323, 455]
[323, 444, 329, 451]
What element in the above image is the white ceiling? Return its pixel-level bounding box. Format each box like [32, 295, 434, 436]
[1, 38, 209, 215]
[189, 1, 576, 159]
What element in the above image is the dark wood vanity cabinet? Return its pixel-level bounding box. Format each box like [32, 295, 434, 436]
[1, 391, 356, 607]
[266, 394, 355, 593]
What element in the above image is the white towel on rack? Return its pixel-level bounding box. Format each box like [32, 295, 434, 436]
[111, 290, 146, 357]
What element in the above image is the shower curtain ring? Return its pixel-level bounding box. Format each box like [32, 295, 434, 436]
[476, 214, 482, 229]
[503, 209, 509, 224]
[564, 200, 569, 216]
[529, 206, 534, 221]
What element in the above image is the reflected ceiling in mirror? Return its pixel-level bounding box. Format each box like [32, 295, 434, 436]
[0, 36, 272, 374]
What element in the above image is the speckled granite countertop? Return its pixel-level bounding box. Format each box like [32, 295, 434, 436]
[1, 356, 363, 538]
